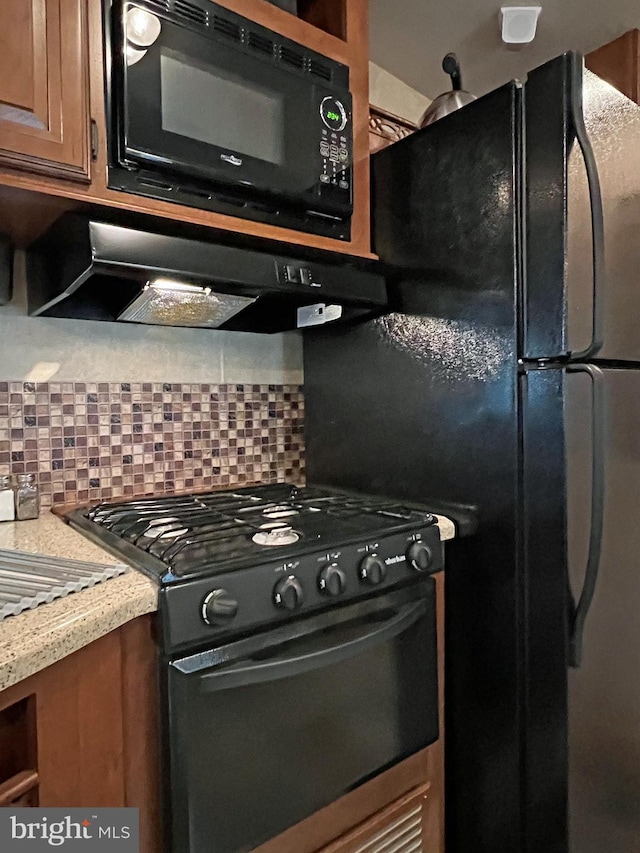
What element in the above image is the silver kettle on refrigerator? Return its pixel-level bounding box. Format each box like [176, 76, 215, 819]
[419, 53, 476, 127]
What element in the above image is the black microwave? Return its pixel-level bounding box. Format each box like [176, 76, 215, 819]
[103, 0, 354, 239]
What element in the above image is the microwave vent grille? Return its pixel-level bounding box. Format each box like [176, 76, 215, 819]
[308, 59, 332, 82]
[142, 0, 170, 13]
[280, 45, 305, 70]
[141, 1, 340, 85]
[212, 14, 242, 41]
[172, 0, 207, 26]
[247, 32, 276, 57]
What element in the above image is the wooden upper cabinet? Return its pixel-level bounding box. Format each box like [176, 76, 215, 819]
[0, 0, 90, 181]
[586, 30, 640, 105]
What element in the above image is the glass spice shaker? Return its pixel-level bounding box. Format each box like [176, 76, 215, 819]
[0, 475, 15, 522]
[14, 473, 40, 521]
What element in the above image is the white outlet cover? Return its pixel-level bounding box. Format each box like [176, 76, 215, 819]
[500, 6, 542, 44]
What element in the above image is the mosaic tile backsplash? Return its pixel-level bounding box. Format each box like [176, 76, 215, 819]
[0, 382, 305, 508]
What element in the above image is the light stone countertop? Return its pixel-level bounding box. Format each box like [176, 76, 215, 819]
[0, 510, 456, 694]
[0, 512, 158, 692]
[434, 514, 455, 542]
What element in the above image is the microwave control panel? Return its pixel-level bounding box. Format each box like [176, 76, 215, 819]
[318, 96, 352, 196]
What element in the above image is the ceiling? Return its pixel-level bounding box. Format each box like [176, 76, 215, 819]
[369, 0, 640, 99]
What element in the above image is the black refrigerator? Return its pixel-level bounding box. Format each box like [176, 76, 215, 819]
[303, 53, 640, 853]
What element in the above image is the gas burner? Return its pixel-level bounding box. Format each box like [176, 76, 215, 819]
[252, 524, 301, 546]
[262, 505, 300, 519]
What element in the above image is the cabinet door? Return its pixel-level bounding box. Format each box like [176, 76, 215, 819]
[0, 0, 90, 180]
[318, 783, 441, 853]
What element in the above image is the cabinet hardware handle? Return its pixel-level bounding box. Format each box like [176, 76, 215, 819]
[90, 119, 99, 161]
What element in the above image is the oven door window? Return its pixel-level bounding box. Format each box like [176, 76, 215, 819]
[166, 582, 439, 853]
[120, 9, 323, 203]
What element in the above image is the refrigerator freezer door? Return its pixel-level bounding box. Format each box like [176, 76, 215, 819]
[372, 79, 521, 282]
[565, 367, 640, 852]
[524, 53, 574, 360]
[525, 54, 640, 362]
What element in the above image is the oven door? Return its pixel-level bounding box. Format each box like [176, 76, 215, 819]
[165, 581, 439, 853]
[113, 2, 346, 211]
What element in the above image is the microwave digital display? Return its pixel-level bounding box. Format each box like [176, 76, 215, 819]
[104, 0, 354, 240]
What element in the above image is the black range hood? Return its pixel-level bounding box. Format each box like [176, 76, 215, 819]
[26, 216, 387, 333]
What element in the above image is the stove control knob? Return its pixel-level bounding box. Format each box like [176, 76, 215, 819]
[318, 563, 347, 596]
[274, 575, 304, 611]
[406, 541, 434, 572]
[202, 589, 239, 625]
[359, 554, 387, 586]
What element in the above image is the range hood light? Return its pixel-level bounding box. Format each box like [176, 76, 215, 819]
[118, 278, 257, 327]
[149, 278, 212, 295]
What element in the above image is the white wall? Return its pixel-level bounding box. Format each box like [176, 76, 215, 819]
[0, 251, 303, 384]
[369, 61, 431, 124]
[370, 0, 640, 100]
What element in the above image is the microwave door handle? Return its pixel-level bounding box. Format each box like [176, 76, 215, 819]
[566, 363, 606, 667]
[196, 599, 428, 692]
[568, 52, 605, 361]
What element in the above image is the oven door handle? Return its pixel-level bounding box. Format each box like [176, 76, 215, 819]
[196, 599, 429, 692]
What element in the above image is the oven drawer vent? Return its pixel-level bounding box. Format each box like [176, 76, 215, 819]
[319, 783, 438, 853]
[350, 805, 422, 853]
[173, 0, 207, 26]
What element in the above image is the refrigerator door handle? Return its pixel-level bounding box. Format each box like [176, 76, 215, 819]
[566, 363, 606, 667]
[568, 52, 605, 361]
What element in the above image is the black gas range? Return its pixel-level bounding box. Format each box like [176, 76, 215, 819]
[66, 483, 443, 853]
[66, 482, 442, 654]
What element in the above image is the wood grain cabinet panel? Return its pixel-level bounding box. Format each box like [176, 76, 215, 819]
[0, 620, 157, 850]
[586, 30, 640, 105]
[0, 0, 90, 180]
